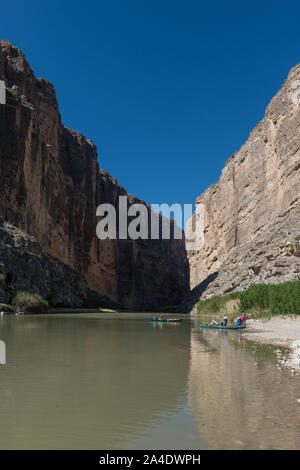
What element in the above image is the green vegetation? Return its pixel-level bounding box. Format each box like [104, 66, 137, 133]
[13, 291, 49, 313]
[239, 281, 300, 314]
[0, 303, 15, 312]
[197, 279, 300, 319]
[197, 292, 240, 315]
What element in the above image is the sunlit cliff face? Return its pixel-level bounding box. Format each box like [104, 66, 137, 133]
[188, 63, 300, 295]
[0, 40, 189, 310]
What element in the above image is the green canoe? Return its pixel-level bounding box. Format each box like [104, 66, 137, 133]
[200, 324, 246, 329]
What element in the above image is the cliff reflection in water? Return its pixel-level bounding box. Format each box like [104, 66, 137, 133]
[0, 314, 299, 450]
[188, 326, 300, 449]
[0, 314, 191, 450]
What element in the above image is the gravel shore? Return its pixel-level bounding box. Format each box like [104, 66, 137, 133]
[244, 317, 300, 373]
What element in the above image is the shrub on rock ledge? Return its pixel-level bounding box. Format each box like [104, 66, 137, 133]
[13, 291, 49, 313]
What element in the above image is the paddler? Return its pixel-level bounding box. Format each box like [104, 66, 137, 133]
[241, 312, 247, 324]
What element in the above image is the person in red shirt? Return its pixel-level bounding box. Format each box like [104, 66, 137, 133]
[241, 312, 247, 324]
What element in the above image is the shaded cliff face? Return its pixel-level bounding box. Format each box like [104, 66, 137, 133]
[0, 40, 188, 310]
[186, 63, 300, 306]
[0, 218, 90, 307]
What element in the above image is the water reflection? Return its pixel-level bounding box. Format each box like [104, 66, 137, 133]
[188, 324, 300, 449]
[0, 314, 299, 449]
[0, 314, 191, 449]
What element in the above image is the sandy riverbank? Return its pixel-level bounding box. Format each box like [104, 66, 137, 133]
[244, 317, 300, 373]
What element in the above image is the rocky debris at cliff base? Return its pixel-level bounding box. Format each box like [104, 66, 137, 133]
[244, 318, 300, 374]
[0, 41, 189, 311]
[179, 209, 300, 313]
[0, 218, 107, 309]
[187, 58, 300, 306]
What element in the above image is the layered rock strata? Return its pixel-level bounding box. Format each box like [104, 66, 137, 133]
[184, 63, 300, 311]
[0, 40, 188, 310]
[0, 217, 94, 307]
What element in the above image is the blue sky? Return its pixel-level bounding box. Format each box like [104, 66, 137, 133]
[2, 0, 300, 226]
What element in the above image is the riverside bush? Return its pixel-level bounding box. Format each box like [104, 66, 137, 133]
[198, 279, 300, 316]
[197, 292, 241, 315]
[0, 303, 15, 312]
[13, 291, 49, 313]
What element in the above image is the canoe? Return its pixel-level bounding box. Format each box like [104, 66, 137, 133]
[200, 324, 246, 329]
[152, 318, 182, 323]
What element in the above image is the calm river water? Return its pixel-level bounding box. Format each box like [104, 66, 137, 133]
[0, 313, 299, 449]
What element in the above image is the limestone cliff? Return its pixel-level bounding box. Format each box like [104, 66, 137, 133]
[0, 217, 91, 307]
[184, 63, 300, 311]
[0, 40, 188, 310]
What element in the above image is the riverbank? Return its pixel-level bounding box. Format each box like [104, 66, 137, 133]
[244, 317, 300, 374]
[0, 307, 119, 315]
[197, 279, 300, 318]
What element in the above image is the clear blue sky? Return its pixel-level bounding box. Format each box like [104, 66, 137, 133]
[2, 0, 300, 223]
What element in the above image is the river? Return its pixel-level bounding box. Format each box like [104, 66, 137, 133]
[0, 313, 299, 449]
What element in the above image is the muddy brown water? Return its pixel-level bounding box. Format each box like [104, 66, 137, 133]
[0, 313, 299, 449]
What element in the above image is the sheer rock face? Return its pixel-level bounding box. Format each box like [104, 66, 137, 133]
[0, 218, 90, 307]
[186, 63, 300, 306]
[0, 40, 188, 310]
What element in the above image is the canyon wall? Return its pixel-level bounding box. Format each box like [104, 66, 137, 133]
[0, 40, 188, 310]
[184, 63, 300, 310]
[0, 217, 90, 307]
